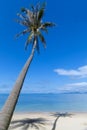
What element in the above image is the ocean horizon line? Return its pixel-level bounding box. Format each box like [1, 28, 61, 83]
[0, 92, 87, 94]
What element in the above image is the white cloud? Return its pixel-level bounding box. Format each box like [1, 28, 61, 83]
[54, 65, 87, 78]
[66, 82, 87, 88]
[57, 82, 87, 93]
[67, 82, 87, 87]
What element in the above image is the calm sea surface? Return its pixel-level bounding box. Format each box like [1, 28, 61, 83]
[0, 93, 87, 112]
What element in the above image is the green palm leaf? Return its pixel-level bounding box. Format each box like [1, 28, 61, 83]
[37, 3, 46, 21]
[15, 19, 29, 27]
[21, 7, 34, 23]
[38, 8, 44, 21]
[17, 13, 26, 20]
[38, 32, 46, 48]
[15, 29, 30, 38]
[41, 28, 48, 33]
[35, 37, 40, 53]
[25, 32, 34, 50]
[42, 22, 55, 28]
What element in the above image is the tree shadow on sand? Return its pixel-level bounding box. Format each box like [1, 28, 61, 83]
[9, 117, 47, 130]
[51, 112, 72, 130]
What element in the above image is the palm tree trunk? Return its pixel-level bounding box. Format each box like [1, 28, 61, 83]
[0, 41, 37, 130]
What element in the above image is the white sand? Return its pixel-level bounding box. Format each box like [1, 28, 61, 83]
[8, 112, 87, 130]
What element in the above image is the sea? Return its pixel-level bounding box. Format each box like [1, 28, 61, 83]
[0, 93, 87, 112]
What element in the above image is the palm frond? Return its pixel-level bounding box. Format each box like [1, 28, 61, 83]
[17, 13, 31, 24]
[35, 37, 40, 53]
[42, 22, 55, 28]
[17, 13, 26, 20]
[21, 8, 34, 23]
[21, 7, 26, 12]
[31, 5, 34, 11]
[38, 32, 46, 48]
[41, 28, 48, 33]
[35, 2, 40, 12]
[37, 2, 46, 21]
[15, 19, 29, 27]
[38, 8, 44, 22]
[25, 32, 34, 50]
[15, 29, 30, 38]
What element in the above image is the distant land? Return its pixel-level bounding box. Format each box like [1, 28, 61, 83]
[61, 91, 87, 94]
[47, 91, 87, 94]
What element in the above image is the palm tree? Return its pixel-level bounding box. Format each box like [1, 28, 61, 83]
[0, 3, 55, 130]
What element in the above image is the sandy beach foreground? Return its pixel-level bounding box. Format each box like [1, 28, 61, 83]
[8, 112, 87, 130]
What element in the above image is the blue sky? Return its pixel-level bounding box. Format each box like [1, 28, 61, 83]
[0, 0, 87, 93]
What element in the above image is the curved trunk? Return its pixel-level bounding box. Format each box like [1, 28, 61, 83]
[51, 116, 59, 130]
[0, 41, 36, 130]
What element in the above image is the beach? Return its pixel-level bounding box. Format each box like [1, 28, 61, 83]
[8, 112, 87, 130]
[1, 94, 87, 129]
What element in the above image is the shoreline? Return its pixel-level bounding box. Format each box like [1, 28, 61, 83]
[8, 112, 87, 130]
[14, 110, 87, 114]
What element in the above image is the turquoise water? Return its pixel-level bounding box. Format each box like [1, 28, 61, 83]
[0, 93, 87, 112]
